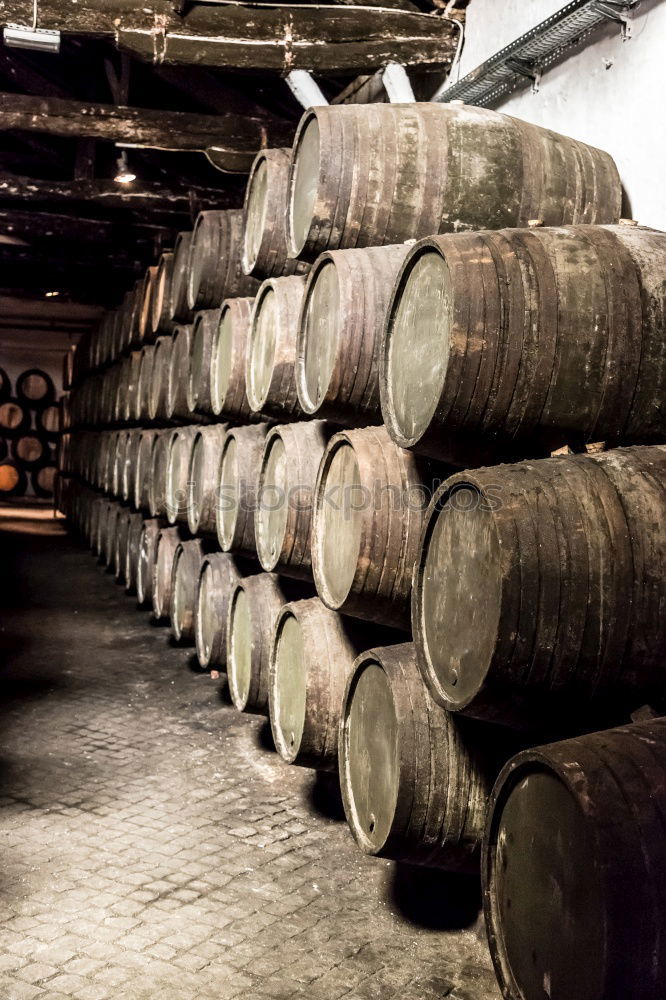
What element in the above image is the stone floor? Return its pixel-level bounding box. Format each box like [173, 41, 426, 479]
[0, 506, 500, 1000]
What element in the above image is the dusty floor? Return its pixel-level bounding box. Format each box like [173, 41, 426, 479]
[0, 506, 500, 1000]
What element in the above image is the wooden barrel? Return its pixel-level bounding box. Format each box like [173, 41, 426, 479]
[194, 552, 244, 670]
[413, 445, 666, 725]
[227, 573, 307, 714]
[187, 424, 228, 536]
[62, 348, 75, 392]
[166, 425, 198, 524]
[242, 147, 308, 279]
[187, 209, 259, 311]
[170, 538, 205, 643]
[16, 368, 55, 408]
[217, 423, 270, 556]
[12, 434, 47, 466]
[339, 642, 513, 870]
[0, 460, 27, 498]
[246, 276, 307, 418]
[187, 308, 220, 415]
[136, 517, 162, 607]
[255, 420, 330, 580]
[114, 507, 133, 584]
[122, 428, 142, 504]
[133, 429, 158, 512]
[166, 325, 194, 420]
[124, 350, 142, 423]
[151, 251, 174, 335]
[297, 245, 409, 425]
[0, 399, 29, 434]
[137, 344, 155, 423]
[139, 265, 158, 343]
[169, 231, 194, 323]
[312, 425, 433, 628]
[93, 499, 111, 557]
[269, 597, 393, 771]
[0, 366, 10, 402]
[111, 430, 129, 499]
[37, 403, 60, 437]
[148, 335, 173, 422]
[210, 297, 257, 421]
[152, 525, 184, 623]
[102, 501, 122, 568]
[89, 496, 107, 554]
[381, 224, 666, 461]
[484, 717, 666, 1000]
[287, 103, 621, 261]
[148, 429, 175, 519]
[38, 461, 57, 496]
[125, 511, 145, 595]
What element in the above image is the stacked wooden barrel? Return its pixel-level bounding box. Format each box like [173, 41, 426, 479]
[0, 366, 60, 499]
[57, 100, 666, 1000]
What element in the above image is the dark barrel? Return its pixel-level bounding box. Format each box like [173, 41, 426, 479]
[242, 147, 308, 279]
[12, 434, 47, 467]
[16, 368, 55, 407]
[339, 643, 513, 870]
[187, 209, 259, 311]
[31, 463, 56, 499]
[312, 425, 434, 628]
[246, 276, 307, 419]
[194, 552, 244, 671]
[382, 224, 666, 461]
[211, 297, 257, 421]
[0, 399, 29, 434]
[255, 420, 330, 580]
[287, 103, 621, 260]
[413, 445, 666, 725]
[296, 244, 409, 425]
[37, 403, 60, 437]
[217, 423, 270, 557]
[0, 366, 10, 401]
[484, 718, 666, 1000]
[0, 460, 27, 498]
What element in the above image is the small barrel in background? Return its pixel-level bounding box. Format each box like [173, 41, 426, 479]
[413, 445, 666, 725]
[169, 231, 194, 324]
[187, 308, 220, 415]
[312, 425, 435, 628]
[170, 538, 205, 644]
[194, 552, 246, 671]
[339, 642, 515, 870]
[12, 434, 48, 467]
[0, 399, 30, 435]
[483, 718, 666, 1000]
[148, 335, 173, 422]
[125, 511, 145, 595]
[114, 507, 133, 584]
[211, 297, 257, 422]
[255, 420, 330, 580]
[246, 276, 307, 419]
[217, 423, 270, 557]
[242, 148, 309, 280]
[187, 209, 259, 311]
[0, 459, 28, 498]
[151, 251, 175, 335]
[37, 402, 60, 438]
[287, 103, 621, 260]
[136, 517, 162, 608]
[16, 368, 55, 409]
[166, 325, 194, 420]
[187, 424, 228, 536]
[31, 463, 57, 500]
[297, 244, 410, 426]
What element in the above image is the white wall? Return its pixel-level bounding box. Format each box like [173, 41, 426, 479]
[456, 0, 666, 230]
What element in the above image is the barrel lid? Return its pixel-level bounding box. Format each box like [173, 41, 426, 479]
[289, 112, 320, 258]
[271, 609, 307, 762]
[485, 758, 605, 1000]
[416, 479, 502, 711]
[299, 257, 340, 413]
[243, 155, 269, 274]
[217, 435, 238, 549]
[341, 655, 399, 853]
[228, 585, 252, 710]
[383, 244, 453, 449]
[314, 438, 362, 609]
[256, 431, 289, 572]
[248, 285, 277, 411]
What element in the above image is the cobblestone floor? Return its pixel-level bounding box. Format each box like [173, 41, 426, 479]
[0, 507, 500, 1000]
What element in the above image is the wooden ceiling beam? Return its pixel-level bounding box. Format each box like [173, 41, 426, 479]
[0, 1, 456, 73]
[0, 174, 238, 217]
[0, 92, 294, 172]
[0, 207, 174, 245]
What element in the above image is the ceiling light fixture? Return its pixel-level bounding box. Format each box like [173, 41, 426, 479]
[114, 151, 136, 185]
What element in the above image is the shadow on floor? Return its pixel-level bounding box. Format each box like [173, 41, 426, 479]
[256, 718, 276, 753]
[307, 770, 346, 822]
[384, 862, 482, 931]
